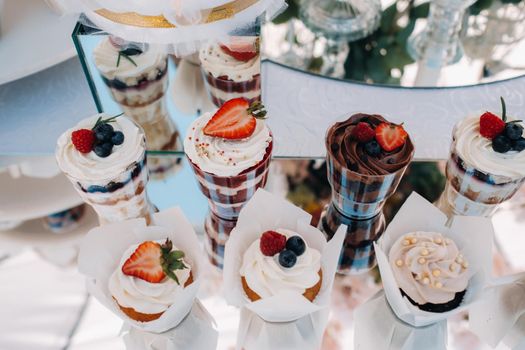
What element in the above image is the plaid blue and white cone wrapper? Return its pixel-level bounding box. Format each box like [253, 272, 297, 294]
[319, 203, 385, 274]
[325, 147, 409, 220]
[187, 141, 272, 220]
[204, 210, 237, 269]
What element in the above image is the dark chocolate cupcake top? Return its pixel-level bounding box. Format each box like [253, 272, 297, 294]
[326, 114, 414, 176]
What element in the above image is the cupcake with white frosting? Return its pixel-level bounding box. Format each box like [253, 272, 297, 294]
[56, 113, 154, 224]
[389, 231, 469, 313]
[240, 229, 323, 302]
[109, 238, 193, 322]
[439, 98, 525, 217]
[184, 98, 273, 220]
[200, 36, 261, 107]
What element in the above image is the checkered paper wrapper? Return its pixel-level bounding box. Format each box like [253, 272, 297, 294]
[187, 142, 273, 220]
[78, 208, 211, 334]
[469, 272, 525, 349]
[372, 192, 493, 330]
[122, 299, 218, 350]
[325, 147, 409, 219]
[222, 189, 346, 350]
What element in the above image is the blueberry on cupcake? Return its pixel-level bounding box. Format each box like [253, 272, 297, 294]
[388, 231, 469, 313]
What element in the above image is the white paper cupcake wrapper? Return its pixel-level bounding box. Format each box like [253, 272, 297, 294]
[122, 299, 218, 350]
[222, 189, 346, 349]
[78, 207, 208, 333]
[374, 192, 494, 327]
[469, 272, 525, 349]
[355, 291, 448, 350]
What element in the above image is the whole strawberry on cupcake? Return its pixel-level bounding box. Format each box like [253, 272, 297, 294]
[109, 238, 193, 322]
[239, 229, 323, 302]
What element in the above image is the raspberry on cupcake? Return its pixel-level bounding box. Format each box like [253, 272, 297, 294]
[109, 238, 193, 322]
[240, 229, 323, 302]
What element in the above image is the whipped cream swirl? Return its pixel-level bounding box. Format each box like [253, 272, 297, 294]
[108, 242, 191, 315]
[56, 114, 145, 182]
[184, 112, 272, 177]
[389, 232, 469, 305]
[93, 38, 167, 81]
[240, 229, 322, 299]
[199, 45, 260, 82]
[454, 114, 525, 180]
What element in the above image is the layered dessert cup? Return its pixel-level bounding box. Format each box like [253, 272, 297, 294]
[438, 100, 525, 217]
[93, 37, 180, 175]
[184, 98, 272, 267]
[93, 37, 168, 111]
[56, 113, 155, 225]
[240, 229, 323, 302]
[323, 113, 414, 273]
[325, 113, 414, 219]
[319, 202, 385, 273]
[184, 98, 272, 221]
[199, 37, 261, 108]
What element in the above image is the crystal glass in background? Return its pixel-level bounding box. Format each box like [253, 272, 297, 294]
[407, 0, 476, 68]
[299, 0, 381, 78]
[462, 1, 525, 74]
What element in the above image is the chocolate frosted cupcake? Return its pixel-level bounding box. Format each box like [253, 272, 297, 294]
[389, 231, 469, 313]
[326, 113, 414, 219]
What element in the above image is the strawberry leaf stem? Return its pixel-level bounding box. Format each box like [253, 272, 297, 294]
[160, 238, 187, 285]
[92, 112, 124, 130]
[247, 101, 267, 119]
[500, 96, 507, 122]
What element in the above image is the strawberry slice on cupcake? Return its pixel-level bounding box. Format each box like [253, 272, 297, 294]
[203, 98, 267, 140]
[111, 238, 193, 322]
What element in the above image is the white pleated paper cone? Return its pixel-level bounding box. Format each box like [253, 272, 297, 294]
[222, 189, 346, 349]
[354, 291, 448, 350]
[122, 299, 218, 350]
[78, 208, 205, 333]
[374, 192, 494, 327]
[469, 272, 525, 349]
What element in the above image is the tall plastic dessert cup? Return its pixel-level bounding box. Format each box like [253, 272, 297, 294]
[323, 113, 414, 273]
[56, 116, 155, 225]
[438, 126, 525, 217]
[187, 141, 273, 221]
